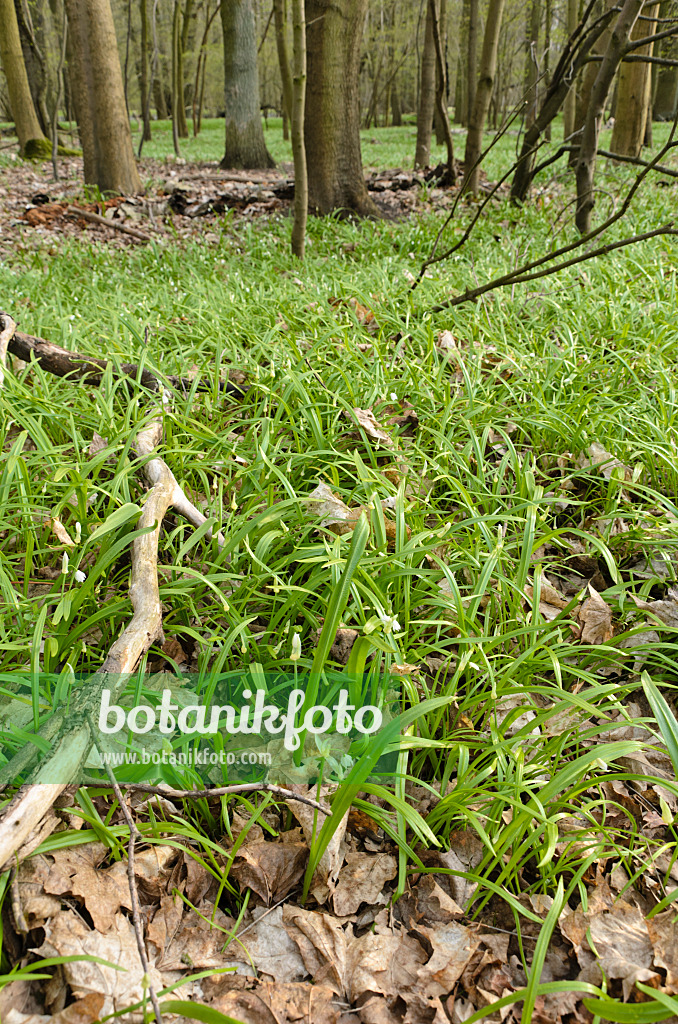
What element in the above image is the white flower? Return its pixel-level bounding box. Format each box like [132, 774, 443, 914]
[380, 613, 401, 634]
[74, 569, 87, 583]
[61, 552, 69, 574]
[390, 392, 398, 401]
[74, 522, 81, 543]
[290, 632, 302, 661]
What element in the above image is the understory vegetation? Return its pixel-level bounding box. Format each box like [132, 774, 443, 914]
[2, 123, 678, 1023]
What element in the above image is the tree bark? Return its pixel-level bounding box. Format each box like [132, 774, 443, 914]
[291, 0, 307, 257]
[220, 0, 274, 169]
[171, 0, 182, 155]
[575, 0, 644, 234]
[610, 1, 659, 156]
[429, 0, 456, 182]
[415, 0, 436, 168]
[176, 0, 193, 138]
[463, 0, 505, 195]
[562, 0, 579, 140]
[64, 0, 141, 193]
[0, 0, 47, 155]
[433, 0, 447, 143]
[304, 0, 377, 216]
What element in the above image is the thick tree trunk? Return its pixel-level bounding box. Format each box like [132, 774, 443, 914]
[304, 0, 377, 216]
[391, 79, 402, 125]
[654, 65, 678, 119]
[524, 0, 541, 127]
[415, 0, 436, 168]
[562, 0, 579, 140]
[291, 0, 307, 258]
[0, 0, 47, 155]
[610, 1, 659, 156]
[220, 0, 274, 169]
[463, 0, 505, 195]
[572, 0, 615, 163]
[575, 0, 644, 234]
[64, 0, 141, 193]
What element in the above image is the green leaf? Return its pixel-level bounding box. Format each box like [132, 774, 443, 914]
[87, 502, 141, 545]
[641, 671, 678, 776]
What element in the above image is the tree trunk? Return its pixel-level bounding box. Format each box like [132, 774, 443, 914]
[0, 0, 47, 155]
[415, 0, 436, 168]
[273, 0, 293, 137]
[429, 0, 456, 182]
[572, 0, 615, 163]
[466, 0, 478, 125]
[575, 0, 644, 235]
[176, 0, 193, 138]
[433, 0, 447, 143]
[610, 1, 659, 156]
[13, 0, 50, 134]
[304, 0, 377, 216]
[391, 78, 402, 125]
[463, 0, 505, 195]
[64, 0, 141, 193]
[291, 0, 307, 258]
[220, 0, 274, 169]
[524, 0, 541, 128]
[562, 0, 578, 140]
[654, 65, 678, 119]
[171, 0, 182, 156]
[510, 4, 617, 203]
[140, 0, 152, 141]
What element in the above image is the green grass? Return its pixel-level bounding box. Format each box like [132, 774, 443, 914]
[2, 115, 678, 1017]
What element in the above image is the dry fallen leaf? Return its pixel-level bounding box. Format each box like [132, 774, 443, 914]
[584, 441, 633, 482]
[3, 994, 105, 1024]
[287, 788, 348, 904]
[37, 909, 164, 1018]
[332, 852, 397, 916]
[578, 584, 613, 644]
[28, 845, 132, 933]
[231, 841, 309, 904]
[630, 591, 678, 628]
[350, 408, 395, 449]
[524, 573, 570, 621]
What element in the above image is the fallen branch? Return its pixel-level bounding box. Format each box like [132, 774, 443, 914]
[65, 204, 153, 242]
[6, 322, 247, 398]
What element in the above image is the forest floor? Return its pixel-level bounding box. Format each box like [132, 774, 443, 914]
[0, 119, 678, 1024]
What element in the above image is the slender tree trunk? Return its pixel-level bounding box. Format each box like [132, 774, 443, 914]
[562, 0, 578, 140]
[291, 0, 307, 258]
[304, 0, 376, 216]
[466, 0, 478, 124]
[610, 1, 659, 156]
[510, 5, 617, 202]
[140, 0, 152, 141]
[463, 0, 505, 195]
[524, 0, 541, 128]
[64, 0, 141, 193]
[391, 78, 402, 124]
[176, 0, 193, 138]
[575, 0, 644, 234]
[273, 0, 293, 139]
[414, 0, 436, 168]
[220, 0, 274, 169]
[429, 0, 456, 182]
[433, 0, 447, 142]
[572, 0, 615, 164]
[13, 0, 50, 134]
[0, 0, 47, 155]
[171, 0, 182, 156]
[51, 6, 67, 179]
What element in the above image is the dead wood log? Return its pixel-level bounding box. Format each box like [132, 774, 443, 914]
[65, 204, 154, 242]
[6, 325, 248, 399]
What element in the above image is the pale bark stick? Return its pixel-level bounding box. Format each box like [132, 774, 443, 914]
[290, 0, 307, 257]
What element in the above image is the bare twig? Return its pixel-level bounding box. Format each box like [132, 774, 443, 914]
[104, 766, 163, 1024]
[0, 313, 16, 389]
[65, 205, 153, 242]
[425, 117, 678, 312]
[89, 781, 332, 814]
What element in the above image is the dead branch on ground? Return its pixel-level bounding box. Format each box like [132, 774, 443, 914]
[65, 204, 154, 242]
